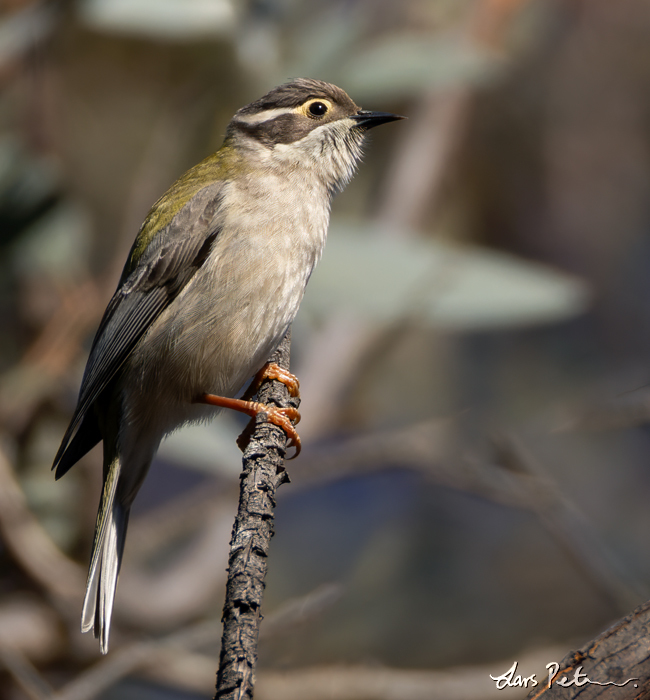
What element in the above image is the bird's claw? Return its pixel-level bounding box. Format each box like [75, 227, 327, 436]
[237, 405, 301, 459]
[196, 393, 301, 458]
[244, 362, 300, 399]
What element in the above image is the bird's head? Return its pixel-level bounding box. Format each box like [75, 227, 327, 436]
[224, 78, 403, 194]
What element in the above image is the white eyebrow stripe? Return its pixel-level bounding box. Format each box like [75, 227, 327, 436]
[232, 107, 298, 125]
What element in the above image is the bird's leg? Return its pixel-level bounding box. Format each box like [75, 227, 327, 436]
[194, 390, 301, 459]
[242, 362, 300, 400]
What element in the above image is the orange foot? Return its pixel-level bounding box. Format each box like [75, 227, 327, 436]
[244, 362, 300, 400]
[194, 393, 301, 459]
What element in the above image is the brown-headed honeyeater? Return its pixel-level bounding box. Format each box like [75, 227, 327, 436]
[52, 79, 403, 653]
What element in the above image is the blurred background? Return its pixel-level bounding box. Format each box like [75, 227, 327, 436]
[2, 0, 650, 698]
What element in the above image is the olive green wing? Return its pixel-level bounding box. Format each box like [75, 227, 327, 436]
[52, 182, 226, 478]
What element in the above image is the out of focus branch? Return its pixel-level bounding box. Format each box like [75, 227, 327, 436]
[0, 433, 235, 639]
[0, 645, 53, 700]
[376, 0, 529, 231]
[0, 438, 85, 603]
[142, 645, 567, 700]
[116, 494, 235, 631]
[0, 280, 103, 436]
[488, 433, 646, 614]
[48, 584, 340, 700]
[377, 88, 471, 232]
[296, 422, 645, 616]
[298, 0, 533, 441]
[0, 85, 203, 438]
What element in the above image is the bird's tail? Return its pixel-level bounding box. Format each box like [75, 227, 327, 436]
[81, 454, 130, 654]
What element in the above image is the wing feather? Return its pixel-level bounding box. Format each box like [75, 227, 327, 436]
[53, 183, 225, 476]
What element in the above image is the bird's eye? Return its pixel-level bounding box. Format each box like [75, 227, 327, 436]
[307, 101, 329, 118]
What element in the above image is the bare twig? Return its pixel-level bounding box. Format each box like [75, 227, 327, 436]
[526, 599, 650, 699]
[215, 331, 298, 700]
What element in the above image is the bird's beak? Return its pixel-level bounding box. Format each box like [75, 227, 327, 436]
[351, 110, 406, 130]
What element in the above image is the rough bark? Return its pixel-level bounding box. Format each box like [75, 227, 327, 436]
[214, 331, 297, 700]
[525, 598, 650, 699]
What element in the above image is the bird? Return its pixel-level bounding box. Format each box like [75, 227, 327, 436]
[52, 78, 403, 653]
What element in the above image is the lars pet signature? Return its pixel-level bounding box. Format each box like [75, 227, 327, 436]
[490, 660, 639, 690]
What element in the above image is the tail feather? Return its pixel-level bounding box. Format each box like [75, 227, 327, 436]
[81, 455, 129, 654]
[53, 411, 102, 480]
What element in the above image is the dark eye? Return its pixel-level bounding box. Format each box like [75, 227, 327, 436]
[308, 101, 328, 117]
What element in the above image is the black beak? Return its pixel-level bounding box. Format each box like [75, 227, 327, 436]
[351, 110, 406, 130]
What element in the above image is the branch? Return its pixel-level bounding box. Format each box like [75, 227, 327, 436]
[526, 599, 650, 699]
[215, 331, 297, 700]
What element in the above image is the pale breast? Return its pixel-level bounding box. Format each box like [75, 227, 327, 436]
[125, 172, 330, 426]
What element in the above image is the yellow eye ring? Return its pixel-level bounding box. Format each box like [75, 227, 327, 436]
[302, 98, 332, 119]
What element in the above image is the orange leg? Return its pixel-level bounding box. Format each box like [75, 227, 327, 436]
[243, 362, 300, 400]
[194, 393, 301, 459]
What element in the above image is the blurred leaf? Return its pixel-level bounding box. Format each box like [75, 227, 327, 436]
[0, 5, 54, 68]
[79, 0, 236, 41]
[12, 202, 92, 279]
[302, 221, 590, 330]
[282, 10, 366, 83]
[343, 34, 502, 102]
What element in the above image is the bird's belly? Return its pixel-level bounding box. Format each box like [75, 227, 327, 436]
[123, 237, 315, 436]
[170, 264, 303, 397]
